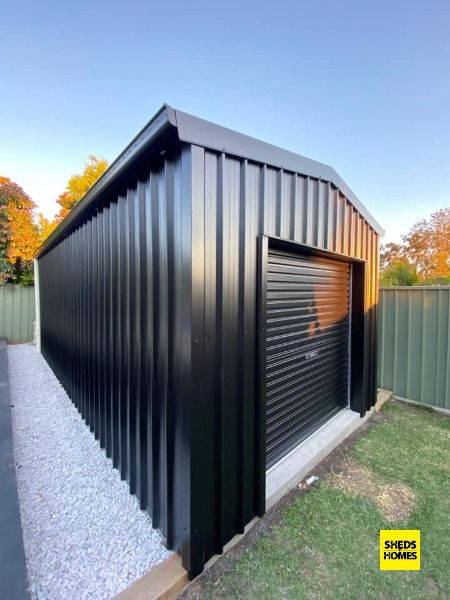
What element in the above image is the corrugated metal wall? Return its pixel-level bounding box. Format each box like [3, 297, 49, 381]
[378, 287, 450, 410]
[38, 140, 380, 577]
[189, 147, 379, 572]
[0, 285, 35, 343]
[38, 145, 193, 564]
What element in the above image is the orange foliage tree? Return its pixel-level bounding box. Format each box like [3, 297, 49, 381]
[403, 208, 450, 279]
[0, 176, 40, 285]
[1, 157, 110, 284]
[37, 213, 59, 243]
[56, 155, 108, 220]
[380, 207, 450, 285]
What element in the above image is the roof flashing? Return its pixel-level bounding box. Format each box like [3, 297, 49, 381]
[172, 107, 384, 235]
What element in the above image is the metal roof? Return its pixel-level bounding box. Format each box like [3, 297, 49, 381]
[36, 103, 384, 257]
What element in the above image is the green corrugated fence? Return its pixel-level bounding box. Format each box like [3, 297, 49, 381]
[378, 287, 450, 411]
[0, 285, 35, 343]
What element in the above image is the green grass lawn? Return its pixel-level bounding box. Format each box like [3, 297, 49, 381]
[202, 403, 450, 599]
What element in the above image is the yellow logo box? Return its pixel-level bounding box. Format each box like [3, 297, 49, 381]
[380, 530, 420, 570]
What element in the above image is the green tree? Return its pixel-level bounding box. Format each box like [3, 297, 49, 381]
[415, 275, 450, 286]
[380, 262, 418, 287]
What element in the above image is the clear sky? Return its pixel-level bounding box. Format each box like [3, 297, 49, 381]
[1, 0, 449, 242]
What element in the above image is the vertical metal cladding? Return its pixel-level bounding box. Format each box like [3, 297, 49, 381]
[188, 147, 379, 574]
[38, 134, 380, 578]
[378, 287, 450, 409]
[38, 148, 192, 559]
[0, 285, 36, 343]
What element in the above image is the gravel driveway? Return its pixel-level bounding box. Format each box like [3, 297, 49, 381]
[8, 344, 172, 600]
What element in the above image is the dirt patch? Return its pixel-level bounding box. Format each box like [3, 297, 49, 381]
[328, 461, 415, 522]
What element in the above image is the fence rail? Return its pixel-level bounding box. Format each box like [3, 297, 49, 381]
[0, 285, 35, 343]
[378, 287, 450, 411]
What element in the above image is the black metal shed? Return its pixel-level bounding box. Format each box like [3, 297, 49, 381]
[35, 105, 383, 577]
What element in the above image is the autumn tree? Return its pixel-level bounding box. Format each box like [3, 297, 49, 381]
[0, 177, 40, 285]
[33, 155, 109, 248]
[380, 207, 450, 286]
[37, 213, 59, 243]
[56, 155, 108, 220]
[403, 208, 450, 279]
[380, 242, 405, 271]
[0, 179, 11, 282]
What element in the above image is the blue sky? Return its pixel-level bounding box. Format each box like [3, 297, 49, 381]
[1, 0, 449, 242]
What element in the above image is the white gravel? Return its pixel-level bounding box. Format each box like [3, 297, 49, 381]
[8, 344, 172, 600]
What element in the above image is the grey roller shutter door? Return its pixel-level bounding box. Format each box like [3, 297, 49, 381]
[266, 248, 351, 468]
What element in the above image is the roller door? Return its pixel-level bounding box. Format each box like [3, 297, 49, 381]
[266, 248, 351, 468]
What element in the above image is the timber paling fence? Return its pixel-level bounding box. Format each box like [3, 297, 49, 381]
[1, 284, 449, 410]
[378, 287, 450, 411]
[0, 285, 35, 344]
